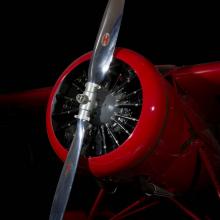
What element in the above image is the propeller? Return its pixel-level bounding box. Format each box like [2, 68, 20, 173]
[49, 1, 125, 219]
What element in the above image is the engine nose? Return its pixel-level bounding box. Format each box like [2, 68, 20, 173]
[47, 48, 170, 177]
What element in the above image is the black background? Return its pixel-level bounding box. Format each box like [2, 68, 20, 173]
[2, 1, 220, 93]
[2, 1, 220, 219]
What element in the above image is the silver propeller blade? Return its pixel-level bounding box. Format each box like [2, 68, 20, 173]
[88, 0, 125, 84]
[49, 120, 87, 220]
[49, 1, 125, 220]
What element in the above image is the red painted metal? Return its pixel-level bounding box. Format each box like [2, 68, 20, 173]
[0, 87, 51, 108]
[46, 48, 169, 177]
[158, 139, 200, 192]
[173, 62, 220, 85]
[199, 147, 220, 199]
[110, 196, 146, 220]
[88, 188, 106, 220]
[176, 86, 220, 195]
[111, 200, 160, 220]
[168, 197, 201, 220]
[88, 48, 169, 177]
[46, 48, 209, 193]
[1, 49, 219, 218]
[134, 83, 194, 192]
[64, 210, 87, 220]
[172, 62, 220, 124]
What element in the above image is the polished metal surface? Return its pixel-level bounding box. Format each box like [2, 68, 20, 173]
[75, 82, 100, 121]
[88, 0, 125, 84]
[49, 119, 88, 220]
[49, 0, 126, 219]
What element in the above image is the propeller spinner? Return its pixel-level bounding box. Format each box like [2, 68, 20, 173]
[49, 1, 125, 219]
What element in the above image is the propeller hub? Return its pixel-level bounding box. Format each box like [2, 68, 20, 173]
[76, 94, 89, 105]
[75, 82, 100, 121]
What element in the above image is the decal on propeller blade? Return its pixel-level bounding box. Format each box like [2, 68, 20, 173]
[102, 33, 110, 46]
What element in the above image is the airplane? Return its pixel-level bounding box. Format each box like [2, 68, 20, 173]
[1, 0, 220, 219]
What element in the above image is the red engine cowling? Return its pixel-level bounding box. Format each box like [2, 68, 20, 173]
[46, 48, 199, 193]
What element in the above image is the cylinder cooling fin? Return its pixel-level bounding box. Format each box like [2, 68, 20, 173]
[46, 48, 168, 177]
